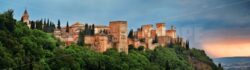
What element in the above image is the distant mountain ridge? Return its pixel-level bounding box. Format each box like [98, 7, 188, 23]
[214, 57, 250, 63]
[213, 57, 250, 70]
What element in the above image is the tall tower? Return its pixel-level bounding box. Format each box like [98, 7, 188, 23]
[21, 9, 30, 28]
[142, 24, 153, 38]
[109, 21, 128, 53]
[166, 25, 177, 38]
[156, 23, 166, 36]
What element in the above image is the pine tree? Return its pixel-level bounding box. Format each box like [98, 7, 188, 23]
[66, 21, 69, 33]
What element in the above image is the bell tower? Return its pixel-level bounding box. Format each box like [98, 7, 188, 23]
[21, 9, 30, 28]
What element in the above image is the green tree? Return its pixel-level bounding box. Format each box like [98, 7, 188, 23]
[57, 19, 61, 29]
[91, 24, 95, 35]
[77, 30, 85, 46]
[128, 29, 134, 39]
[30, 21, 35, 29]
[138, 46, 144, 51]
[0, 9, 16, 32]
[66, 21, 69, 33]
[218, 63, 223, 70]
[0, 42, 16, 69]
[128, 44, 135, 50]
[186, 40, 190, 50]
[152, 35, 158, 44]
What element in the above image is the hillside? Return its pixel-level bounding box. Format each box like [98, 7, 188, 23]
[0, 10, 220, 70]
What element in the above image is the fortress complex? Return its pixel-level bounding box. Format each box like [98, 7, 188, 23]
[132, 23, 185, 50]
[21, 10, 186, 53]
[53, 21, 187, 53]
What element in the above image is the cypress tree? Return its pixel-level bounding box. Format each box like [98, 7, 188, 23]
[128, 29, 134, 39]
[30, 21, 35, 29]
[52, 23, 55, 32]
[152, 35, 158, 44]
[91, 24, 95, 35]
[66, 21, 69, 33]
[186, 40, 190, 50]
[84, 24, 88, 35]
[165, 60, 170, 70]
[88, 26, 92, 35]
[43, 18, 46, 24]
[218, 63, 224, 70]
[77, 29, 85, 46]
[49, 22, 52, 32]
[57, 19, 61, 29]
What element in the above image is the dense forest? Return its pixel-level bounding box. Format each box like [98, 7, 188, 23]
[0, 10, 223, 70]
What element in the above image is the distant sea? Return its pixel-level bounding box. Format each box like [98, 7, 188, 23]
[213, 57, 250, 70]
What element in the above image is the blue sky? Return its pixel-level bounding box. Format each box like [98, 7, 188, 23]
[1, 0, 250, 58]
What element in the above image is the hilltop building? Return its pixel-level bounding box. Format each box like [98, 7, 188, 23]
[53, 20, 186, 53]
[156, 23, 166, 36]
[94, 25, 109, 34]
[84, 34, 111, 52]
[21, 9, 31, 28]
[166, 25, 177, 38]
[21, 9, 187, 53]
[132, 23, 180, 50]
[53, 21, 128, 53]
[109, 21, 128, 53]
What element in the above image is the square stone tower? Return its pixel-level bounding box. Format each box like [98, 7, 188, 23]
[142, 24, 153, 38]
[156, 23, 166, 36]
[109, 21, 128, 53]
[166, 25, 177, 39]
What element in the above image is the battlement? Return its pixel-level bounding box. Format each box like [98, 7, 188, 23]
[110, 21, 127, 24]
[156, 23, 165, 28]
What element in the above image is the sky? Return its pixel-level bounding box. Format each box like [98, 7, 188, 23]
[1, 0, 250, 58]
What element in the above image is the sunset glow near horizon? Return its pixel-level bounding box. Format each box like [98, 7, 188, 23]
[202, 38, 250, 58]
[1, 0, 250, 58]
